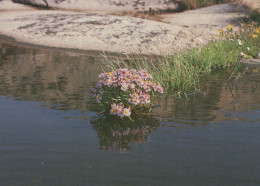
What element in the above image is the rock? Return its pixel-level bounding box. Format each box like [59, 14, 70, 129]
[240, 59, 260, 66]
[239, 0, 260, 12]
[0, 10, 182, 54]
[0, 0, 34, 10]
[0, 2, 251, 55]
[193, 38, 203, 45]
[12, 0, 179, 12]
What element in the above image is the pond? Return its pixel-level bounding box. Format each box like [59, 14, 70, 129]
[0, 37, 260, 185]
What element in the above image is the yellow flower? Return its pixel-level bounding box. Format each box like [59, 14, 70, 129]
[218, 29, 223, 33]
[226, 25, 233, 31]
[255, 28, 260, 34]
[232, 14, 236, 18]
[237, 39, 242, 45]
[240, 52, 247, 58]
[217, 33, 221, 37]
[252, 34, 258, 38]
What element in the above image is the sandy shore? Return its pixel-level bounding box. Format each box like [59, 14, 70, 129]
[0, 0, 249, 55]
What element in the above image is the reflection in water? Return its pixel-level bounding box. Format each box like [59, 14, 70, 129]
[152, 66, 260, 126]
[0, 38, 105, 111]
[0, 37, 260, 136]
[0, 38, 163, 151]
[1, 37, 260, 185]
[91, 115, 160, 152]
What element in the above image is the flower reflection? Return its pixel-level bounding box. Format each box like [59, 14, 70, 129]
[91, 115, 161, 152]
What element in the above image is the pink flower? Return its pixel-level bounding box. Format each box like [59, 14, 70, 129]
[98, 73, 106, 79]
[118, 109, 125, 118]
[155, 84, 164, 93]
[142, 83, 151, 92]
[110, 103, 124, 116]
[92, 68, 164, 118]
[129, 83, 135, 89]
[123, 107, 131, 117]
[121, 83, 129, 92]
[105, 78, 113, 86]
[110, 103, 118, 115]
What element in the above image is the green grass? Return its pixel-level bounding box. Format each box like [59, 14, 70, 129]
[106, 19, 260, 95]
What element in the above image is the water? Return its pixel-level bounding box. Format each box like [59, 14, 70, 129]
[0, 38, 260, 185]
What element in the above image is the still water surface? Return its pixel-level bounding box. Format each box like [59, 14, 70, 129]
[0, 38, 260, 185]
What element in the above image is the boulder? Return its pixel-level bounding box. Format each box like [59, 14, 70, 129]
[239, 0, 260, 12]
[12, 0, 179, 12]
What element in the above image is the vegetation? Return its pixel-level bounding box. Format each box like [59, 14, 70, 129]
[90, 69, 164, 119]
[106, 18, 260, 96]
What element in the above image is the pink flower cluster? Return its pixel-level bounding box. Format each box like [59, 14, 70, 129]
[110, 103, 131, 118]
[91, 68, 164, 118]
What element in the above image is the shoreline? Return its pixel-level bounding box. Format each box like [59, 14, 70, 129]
[0, 33, 124, 58]
[0, 34, 161, 62]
